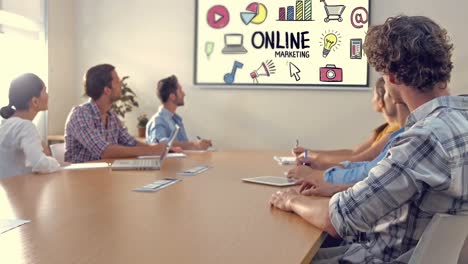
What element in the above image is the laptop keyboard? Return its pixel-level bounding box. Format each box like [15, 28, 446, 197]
[138, 160, 160, 167]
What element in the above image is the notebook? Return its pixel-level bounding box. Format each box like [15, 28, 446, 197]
[111, 125, 180, 170]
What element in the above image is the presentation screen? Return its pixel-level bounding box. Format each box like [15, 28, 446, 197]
[195, 0, 370, 88]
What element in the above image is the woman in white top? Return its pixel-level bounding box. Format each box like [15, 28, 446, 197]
[0, 73, 60, 179]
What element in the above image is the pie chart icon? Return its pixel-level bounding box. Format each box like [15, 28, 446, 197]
[240, 2, 268, 25]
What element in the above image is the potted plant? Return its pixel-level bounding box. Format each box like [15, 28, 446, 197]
[112, 76, 139, 121]
[137, 114, 149, 138]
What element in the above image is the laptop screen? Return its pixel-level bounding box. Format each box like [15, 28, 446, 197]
[225, 34, 243, 46]
[159, 124, 180, 162]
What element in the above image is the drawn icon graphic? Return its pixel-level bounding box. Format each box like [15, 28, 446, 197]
[207, 5, 230, 29]
[222, 34, 248, 54]
[278, 0, 314, 21]
[289, 62, 301, 81]
[350, 39, 362, 59]
[319, 30, 341, 58]
[351, 7, 368, 29]
[320, 0, 345, 22]
[319, 64, 343, 82]
[224, 61, 244, 84]
[250, 60, 276, 84]
[205, 42, 215, 59]
[241, 2, 268, 25]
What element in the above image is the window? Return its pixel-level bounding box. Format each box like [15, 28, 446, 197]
[0, 0, 47, 137]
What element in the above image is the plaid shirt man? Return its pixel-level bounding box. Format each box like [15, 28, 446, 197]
[329, 96, 468, 263]
[64, 100, 137, 163]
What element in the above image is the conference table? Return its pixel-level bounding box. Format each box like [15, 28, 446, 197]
[0, 151, 325, 264]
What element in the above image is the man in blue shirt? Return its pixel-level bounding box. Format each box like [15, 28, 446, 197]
[146, 75, 212, 150]
[287, 79, 410, 196]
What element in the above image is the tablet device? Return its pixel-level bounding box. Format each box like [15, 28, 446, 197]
[242, 176, 299, 187]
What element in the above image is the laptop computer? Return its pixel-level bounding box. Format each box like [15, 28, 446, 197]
[222, 34, 248, 54]
[111, 125, 180, 170]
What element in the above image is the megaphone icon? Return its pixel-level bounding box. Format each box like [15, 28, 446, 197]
[250, 60, 276, 84]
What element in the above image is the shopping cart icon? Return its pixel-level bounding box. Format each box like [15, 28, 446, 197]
[320, 0, 346, 22]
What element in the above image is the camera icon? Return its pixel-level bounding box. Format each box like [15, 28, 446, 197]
[319, 64, 343, 82]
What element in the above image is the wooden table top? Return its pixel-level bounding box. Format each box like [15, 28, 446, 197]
[0, 151, 325, 264]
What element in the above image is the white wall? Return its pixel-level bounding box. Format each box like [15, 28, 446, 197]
[47, 0, 77, 135]
[49, 0, 468, 150]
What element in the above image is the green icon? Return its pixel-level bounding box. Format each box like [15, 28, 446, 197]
[205, 41, 214, 60]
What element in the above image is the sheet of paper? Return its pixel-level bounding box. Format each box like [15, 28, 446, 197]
[137, 153, 187, 159]
[273, 156, 297, 165]
[62, 162, 110, 170]
[0, 219, 31, 234]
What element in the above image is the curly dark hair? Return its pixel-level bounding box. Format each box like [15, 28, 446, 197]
[364, 15, 454, 93]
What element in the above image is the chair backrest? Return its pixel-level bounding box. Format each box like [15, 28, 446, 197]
[50, 143, 65, 163]
[408, 213, 468, 264]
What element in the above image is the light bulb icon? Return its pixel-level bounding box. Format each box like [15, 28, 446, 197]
[322, 33, 337, 58]
[205, 41, 214, 60]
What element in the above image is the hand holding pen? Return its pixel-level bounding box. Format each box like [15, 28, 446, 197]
[292, 139, 305, 156]
[196, 136, 213, 149]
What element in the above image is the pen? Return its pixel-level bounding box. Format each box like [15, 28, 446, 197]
[303, 150, 308, 166]
[296, 139, 299, 148]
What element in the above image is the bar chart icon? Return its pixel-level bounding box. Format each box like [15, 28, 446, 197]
[278, 0, 313, 21]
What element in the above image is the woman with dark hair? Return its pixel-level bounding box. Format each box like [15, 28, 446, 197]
[0, 73, 60, 178]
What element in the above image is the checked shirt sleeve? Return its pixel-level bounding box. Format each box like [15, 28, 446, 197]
[329, 127, 451, 238]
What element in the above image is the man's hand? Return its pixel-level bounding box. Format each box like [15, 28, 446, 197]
[286, 165, 323, 182]
[296, 151, 327, 169]
[292, 146, 306, 157]
[195, 139, 212, 150]
[170, 146, 183, 153]
[269, 188, 300, 212]
[299, 180, 341, 197]
[150, 142, 167, 154]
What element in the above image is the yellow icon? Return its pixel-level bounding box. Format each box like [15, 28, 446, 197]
[252, 3, 268, 24]
[322, 33, 337, 58]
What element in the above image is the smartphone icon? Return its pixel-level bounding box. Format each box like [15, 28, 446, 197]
[350, 39, 362, 59]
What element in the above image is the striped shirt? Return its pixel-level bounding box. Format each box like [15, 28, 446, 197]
[329, 95, 468, 263]
[64, 100, 137, 163]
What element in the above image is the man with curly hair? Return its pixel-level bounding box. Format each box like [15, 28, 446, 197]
[269, 16, 468, 263]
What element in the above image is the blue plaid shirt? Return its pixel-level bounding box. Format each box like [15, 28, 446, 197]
[324, 128, 404, 184]
[329, 96, 468, 263]
[146, 106, 189, 143]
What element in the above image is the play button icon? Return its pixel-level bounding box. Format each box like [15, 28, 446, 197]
[207, 5, 230, 29]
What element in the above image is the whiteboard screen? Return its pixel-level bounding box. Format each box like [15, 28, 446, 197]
[195, 0, 370, 88]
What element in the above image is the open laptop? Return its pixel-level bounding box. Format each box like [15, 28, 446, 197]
[111, 125, 180, 170]
[222, 34, 248, 54]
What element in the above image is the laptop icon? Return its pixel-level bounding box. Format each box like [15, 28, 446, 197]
[111, 125, 180, 171]
[222, 34, 248, 54]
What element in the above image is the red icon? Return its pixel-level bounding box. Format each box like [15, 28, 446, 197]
[351, 7, 368, 29]
[320, 64, 343, 82]
[207, 5, 230, 29]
